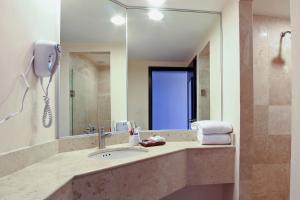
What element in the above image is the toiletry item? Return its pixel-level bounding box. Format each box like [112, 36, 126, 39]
[129, 121, 137, 129]
[115, 121, 130, 131]
[127, 121, 133, 130]
[129, 127, 141, 146]
[129, 128, 134, 136]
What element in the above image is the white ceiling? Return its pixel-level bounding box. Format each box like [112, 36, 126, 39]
[61, 0, 126, 43]
[62, 0, 220, 62]
[119, 0, 229, 12]
[128, 10, 219, 61]
[120, 0, 291, 19]
[253, 0, 290, 18]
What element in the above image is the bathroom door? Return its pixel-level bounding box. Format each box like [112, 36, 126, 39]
[187, 70, 197, 128]
[149, 67, 196, 130]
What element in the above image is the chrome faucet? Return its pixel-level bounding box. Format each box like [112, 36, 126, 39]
[98, 128, 112, 149]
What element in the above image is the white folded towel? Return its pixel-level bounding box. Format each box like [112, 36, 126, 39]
[191, 120, 233, 135]
[197, 131, 232, 145]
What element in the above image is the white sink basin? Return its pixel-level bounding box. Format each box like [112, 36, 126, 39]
[89, 147, 149, 160]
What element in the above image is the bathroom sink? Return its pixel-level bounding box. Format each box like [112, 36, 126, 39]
[89, 147, 149, 160]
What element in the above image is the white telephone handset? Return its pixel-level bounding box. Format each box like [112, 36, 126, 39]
[34, 40, 61, 78]
[34, 41, 61, 128]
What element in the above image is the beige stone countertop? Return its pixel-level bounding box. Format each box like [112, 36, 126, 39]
[0, 142, 235, 200]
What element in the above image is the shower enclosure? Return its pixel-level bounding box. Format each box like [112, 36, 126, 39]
[69, 52, 111, 135]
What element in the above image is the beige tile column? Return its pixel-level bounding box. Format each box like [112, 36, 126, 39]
[239, 0, 254, 199]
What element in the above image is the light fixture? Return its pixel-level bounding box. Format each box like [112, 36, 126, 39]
[148, 9, 164, 21]
[148, 0, 166, 7]
[260, 31, 268, 37]
[110, 15, 126, 26]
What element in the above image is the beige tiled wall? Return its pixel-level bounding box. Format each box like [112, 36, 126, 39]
[239, 1, 254, 199]
[198, 54, 210, 120]
[97, 66, 111, 131]
[251, 15, 291, 199]
[162, 185, 233, 200]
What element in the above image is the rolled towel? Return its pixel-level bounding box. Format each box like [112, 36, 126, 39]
[197, 131, 232, 145]
[191, 120, 233, 135]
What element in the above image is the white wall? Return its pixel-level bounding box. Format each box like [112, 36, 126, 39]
[222, 0, 240, 135]
[59, 43, 127, 136]
[221, 0, 240, 199]
[59, 49, 71, 137]
[290, 0, 300, 198]
[0, 0, 60, 153]
[195, 18, 222, 121]
[128, 60, 188, 129]
[209, 22, 222, 121]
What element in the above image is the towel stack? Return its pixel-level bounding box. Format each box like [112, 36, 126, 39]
[191, 120, 233, 145]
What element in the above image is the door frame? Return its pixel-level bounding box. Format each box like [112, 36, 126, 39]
[148, 66, 197, 130]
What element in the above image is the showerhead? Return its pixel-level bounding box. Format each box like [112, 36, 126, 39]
[281, 31, 291, 38]
[272, 31, 291, 67]
[272, 56, 285, 67]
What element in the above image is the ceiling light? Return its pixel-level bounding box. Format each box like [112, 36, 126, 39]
[260, 31, 268, 37]
[148, 9, 164, 21]
[148, 0, 166, 6]
[110, 15, 126, 26]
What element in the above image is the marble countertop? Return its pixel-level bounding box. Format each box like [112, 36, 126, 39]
[0, 142, 235, 200]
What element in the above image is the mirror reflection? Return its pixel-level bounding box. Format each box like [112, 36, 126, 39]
[69, 52, 111, 135]
[59, 0, 127, 137]
[127, 9, 222, 130]
[58, 0, 223, 137]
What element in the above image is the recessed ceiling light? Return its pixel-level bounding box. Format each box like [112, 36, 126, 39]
[148, 0, 166, 6]
[148, 9, 164, 21]
[110, 15, 126, 26]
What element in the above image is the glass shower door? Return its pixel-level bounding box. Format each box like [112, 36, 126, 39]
[70, 67, 98, 135]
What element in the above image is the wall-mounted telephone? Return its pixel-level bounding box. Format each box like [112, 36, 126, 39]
[34, 41, 61, 128]
[0, 40, 61, 127]
[34, 41, 61, 78]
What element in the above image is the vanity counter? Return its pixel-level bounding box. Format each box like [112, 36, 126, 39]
[0, 142, 235, 200]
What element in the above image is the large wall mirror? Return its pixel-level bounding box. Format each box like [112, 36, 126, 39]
[127, 9, 222, 130]
[59, 0, 127, 137]
[58, 0, 223, 137]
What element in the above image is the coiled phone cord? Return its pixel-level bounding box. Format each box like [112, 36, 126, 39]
[0, 56, 34, 124]
[40, 43, 60, 128]
[40, 76, 53, 128]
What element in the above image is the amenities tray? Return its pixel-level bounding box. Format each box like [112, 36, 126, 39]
[139, 140, 166, 147]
